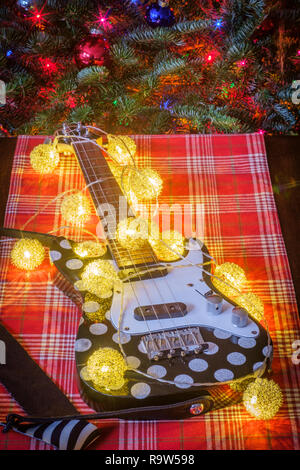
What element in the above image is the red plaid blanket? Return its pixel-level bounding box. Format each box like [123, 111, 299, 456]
[0, 134, 299, 450]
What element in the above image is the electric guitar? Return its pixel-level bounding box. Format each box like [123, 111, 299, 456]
[2, 124, 272, 418]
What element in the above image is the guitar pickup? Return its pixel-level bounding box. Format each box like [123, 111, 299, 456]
[134, 302, 187, 321]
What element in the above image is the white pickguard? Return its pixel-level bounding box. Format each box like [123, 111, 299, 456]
[110, 239, 259, 338]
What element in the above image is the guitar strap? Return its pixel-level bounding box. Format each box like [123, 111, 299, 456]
[0, 321, 101, 450]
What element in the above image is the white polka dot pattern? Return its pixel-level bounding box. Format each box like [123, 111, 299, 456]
[60, 239, 72, 249]
[238, 337, 256, 349]
[214, 329, 231, 339]
[188, 358, 208, 372]
[66, 259, 83, 270]
[227, 352, 246, 366]
[83, 301, 100, 313]
[203, 342, 219, 355]
[262, 345, 272, 357]
[253, 361, 264, 372]
[112, 332, 131, 344]
[126, 356, 141, 369]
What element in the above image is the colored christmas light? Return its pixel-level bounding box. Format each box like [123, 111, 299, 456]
[238, 59, 247, 67]
[11, 238, 45, 271]
[214, 19, 223, 29]
[39, 58, 58, 74]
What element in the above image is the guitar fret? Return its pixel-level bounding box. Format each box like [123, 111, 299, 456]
[72, 140, 158, 269]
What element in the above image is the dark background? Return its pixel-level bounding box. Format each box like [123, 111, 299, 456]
[0, 136, 299, 308]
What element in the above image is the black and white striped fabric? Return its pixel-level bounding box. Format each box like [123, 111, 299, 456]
[2, 419, 101, 450]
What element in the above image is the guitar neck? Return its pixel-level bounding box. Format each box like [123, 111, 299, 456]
[72, 140, 158, 270]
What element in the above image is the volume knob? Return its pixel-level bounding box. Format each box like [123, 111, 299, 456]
[231, 306, 248, 328]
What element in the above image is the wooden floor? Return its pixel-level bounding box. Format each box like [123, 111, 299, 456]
[0, 136, 299, 307]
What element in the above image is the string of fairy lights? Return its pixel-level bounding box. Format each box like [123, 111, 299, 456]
[7, 130, 283, 420]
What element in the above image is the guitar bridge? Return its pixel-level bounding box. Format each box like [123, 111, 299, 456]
[140, 327, 209, 361]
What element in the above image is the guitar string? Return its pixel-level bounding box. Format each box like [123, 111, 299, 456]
[67, 128, 170, 355]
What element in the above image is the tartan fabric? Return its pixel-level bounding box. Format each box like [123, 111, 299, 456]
[0, 134, 299, 450]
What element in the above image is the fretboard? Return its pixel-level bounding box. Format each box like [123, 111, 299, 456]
[72, 140, 159, 270]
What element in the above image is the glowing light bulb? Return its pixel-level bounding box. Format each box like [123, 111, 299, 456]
[129, 168, 163, 201]
[30, 143, 60, 174]
[86, 347, 127, 390]
[243, 378, 283, 420]
[75, 259, 119, 299]
[107, 135, 136, 166]
[251, 395, 257, 405]
[235, 292, 264, 322]
[73, 240, 106, 259]
[116, 217, 149, 250]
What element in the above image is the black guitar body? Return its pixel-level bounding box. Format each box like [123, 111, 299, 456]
[0, 123, 272, 419]
[47, 232, 272, 418]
